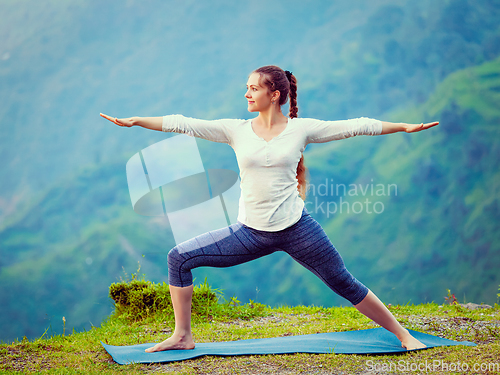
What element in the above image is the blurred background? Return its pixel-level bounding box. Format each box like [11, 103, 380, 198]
[1, 0, 499, 343]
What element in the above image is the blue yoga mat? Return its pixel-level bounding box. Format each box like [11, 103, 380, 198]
[102, 328, 476, 365]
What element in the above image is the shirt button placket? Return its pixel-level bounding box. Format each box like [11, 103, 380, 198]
[265, 143, 271, 166]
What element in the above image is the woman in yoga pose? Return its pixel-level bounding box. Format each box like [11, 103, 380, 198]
[101, 65, 438, 352]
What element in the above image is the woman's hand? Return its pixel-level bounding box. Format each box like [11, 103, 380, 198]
[404, 121, 439, 133]
[381, 121, 439, 135]
[100, 113, 163, 131]
[100, 113, 135, 127]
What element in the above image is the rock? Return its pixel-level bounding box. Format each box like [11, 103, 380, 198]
[458, 302, 492, 310]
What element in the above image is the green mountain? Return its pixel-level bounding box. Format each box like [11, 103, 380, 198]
[2, 57, 499, 343]
[2, 0, 500, 209]
[1, 0, 500, 343]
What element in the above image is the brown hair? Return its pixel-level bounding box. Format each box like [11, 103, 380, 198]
[253, 66, 307, 199]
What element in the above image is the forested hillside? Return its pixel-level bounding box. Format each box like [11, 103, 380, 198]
[1, 0, 499, 343]
[2, 0, 499, 206]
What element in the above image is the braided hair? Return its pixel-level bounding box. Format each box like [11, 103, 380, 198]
[253, 66, 307, 199]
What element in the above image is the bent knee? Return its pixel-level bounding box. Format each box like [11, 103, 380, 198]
[167, 246, 182, 266]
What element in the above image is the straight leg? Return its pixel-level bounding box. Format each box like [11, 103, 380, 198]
[279, 211, 426, 350]
[354, 290, 426, 350]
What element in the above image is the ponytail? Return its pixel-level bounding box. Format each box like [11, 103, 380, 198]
[287, 71, 298, 119]
[286, 72, 307, 200]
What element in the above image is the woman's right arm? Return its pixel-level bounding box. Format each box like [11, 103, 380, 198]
[100, 113, 163, 131]
[101, 113, 235, 144]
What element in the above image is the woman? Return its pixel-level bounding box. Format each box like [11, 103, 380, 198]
[101, 65, 438, 352]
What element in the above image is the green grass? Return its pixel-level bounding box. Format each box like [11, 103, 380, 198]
[1, 280, 499, 374]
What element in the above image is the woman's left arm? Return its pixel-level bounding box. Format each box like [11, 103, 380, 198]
[381, 121, 439, 135]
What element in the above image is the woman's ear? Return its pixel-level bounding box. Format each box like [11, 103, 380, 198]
[272, 90, 280, 103]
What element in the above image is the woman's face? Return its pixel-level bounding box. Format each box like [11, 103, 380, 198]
[245, 73, 275, 113]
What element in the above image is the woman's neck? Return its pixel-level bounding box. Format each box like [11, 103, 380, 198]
[255, 107, 288, 129]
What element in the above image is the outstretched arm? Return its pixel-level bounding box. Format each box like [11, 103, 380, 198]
[381, 121, 439, 135]
[100, 113, 163, 131]
[101, 113, 234, 144]
[303, 118, 439, 145]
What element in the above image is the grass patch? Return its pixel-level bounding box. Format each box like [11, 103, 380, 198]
[1, 280, 499, 374]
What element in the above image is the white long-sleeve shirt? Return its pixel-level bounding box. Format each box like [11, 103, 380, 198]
[162, 115, 382, 231]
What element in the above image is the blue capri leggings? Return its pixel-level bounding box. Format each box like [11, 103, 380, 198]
[167, 208, 369, 305]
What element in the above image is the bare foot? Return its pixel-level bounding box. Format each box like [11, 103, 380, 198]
[399, 330, 427, 350]
[145, 334, 195, 353]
